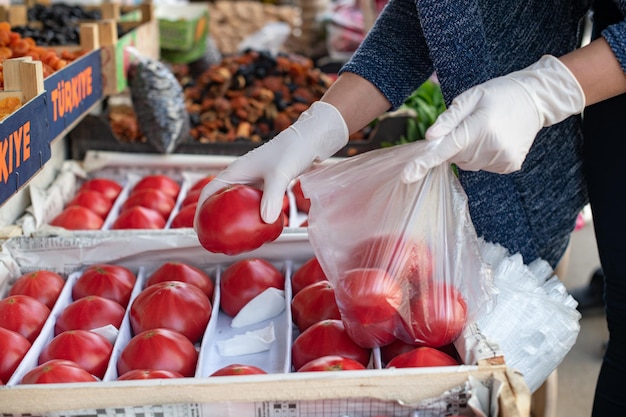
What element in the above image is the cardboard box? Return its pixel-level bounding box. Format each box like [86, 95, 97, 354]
[0, 233, 531, 417]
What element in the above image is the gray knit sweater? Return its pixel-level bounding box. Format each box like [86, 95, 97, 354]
[341, 0, 626, 268]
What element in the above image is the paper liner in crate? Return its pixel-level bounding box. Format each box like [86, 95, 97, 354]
[300, 142, 496, 349]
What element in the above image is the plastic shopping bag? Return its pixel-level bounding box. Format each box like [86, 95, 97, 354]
[299, 142, 495, 349]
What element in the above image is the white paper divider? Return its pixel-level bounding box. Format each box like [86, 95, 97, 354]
[102, 267, 146, 381]
[198, 261, 292, 377]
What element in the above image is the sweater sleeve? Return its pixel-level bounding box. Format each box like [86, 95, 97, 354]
[602, 20, 626, 73]
[338, 0, 434, 109]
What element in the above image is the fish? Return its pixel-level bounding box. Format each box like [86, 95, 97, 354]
[126, 47, 190, 153]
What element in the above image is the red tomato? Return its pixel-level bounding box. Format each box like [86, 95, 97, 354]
[190, 175, 216, 192]
[291, 178, 310, 213]
[170, 203, 197, 228]
[291, 256, 327, 296]
[79, 178, 122, 202]
[49, 206, 103, 230]
[403, 281, 467, 348]
[54, 295, 126, 335]
[38, 330, 113, 379]
[121, 188, 176, 220]
[117, 328, 198, 377]
[111, 206, 167, 230]
[196, 185, 284, 256]
[0, 327, 31, 383]
[385, 346, 460, 369]
[9, 270, 65, 309]
[181, 189, 202, 207]
[0, 295, 50, 343]
[335, 268, 404, 348]
[210, 363, 267, 376]
[72, 264, 136, 307]
[297, 355, 367, 372]
[145, 261, 214, 299]
[21, 359, 97, 384]
[291, 280, 341, 332]
[130, 281, 211, 343]
[291, 319, 371, 371]
[132, 175, 180, 199]
[117, 369, 184, 380]
[348, 235, 433, 285]
[66, 189, 113, 219]
[219, 258, 284, 317]
[380, 338, 421, 365]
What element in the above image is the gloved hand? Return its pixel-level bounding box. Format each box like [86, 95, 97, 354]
[402, 55, 586, 183]
[195, 101, 349, 225]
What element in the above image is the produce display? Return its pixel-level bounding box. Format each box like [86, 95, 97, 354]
[12, 3, 102, 46]
[43, 168, 306, 232]
[0, 254, 467, 386]
[108, 50, 373, 148]
[0, 22, 88, 89]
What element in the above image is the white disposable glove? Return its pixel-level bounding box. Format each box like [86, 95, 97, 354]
[402, 55, 586, 183]
[195, 101, 349, 224]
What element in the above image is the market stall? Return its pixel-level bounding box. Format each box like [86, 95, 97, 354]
[0, 2, 582, 416]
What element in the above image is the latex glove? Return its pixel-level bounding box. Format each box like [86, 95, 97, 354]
[402, 55, 585, 183]
[195, 101, 349, 225]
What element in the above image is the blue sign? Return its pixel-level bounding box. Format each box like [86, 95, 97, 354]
[0, 94, 50, 207]
[44, 49, 103, 140]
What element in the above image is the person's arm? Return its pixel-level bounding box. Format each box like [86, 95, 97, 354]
[401, 37, 626, 183]
[560, 37, 626, 105]
[320, 72, 392, 135]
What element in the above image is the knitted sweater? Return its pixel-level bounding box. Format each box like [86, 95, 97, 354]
[341, 0, 626, 268]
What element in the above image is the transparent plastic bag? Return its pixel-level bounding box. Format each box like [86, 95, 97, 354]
[300, 142, 495, 349]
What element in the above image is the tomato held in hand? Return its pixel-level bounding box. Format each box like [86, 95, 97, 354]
[49, 206, 104, 230]
[130, 281, 211, 343]
[385, 346, 460, 369]
[219, 258, 284, 317]
[117, 328, 198, 377]
[72, 264, 136, 307]
[0, 295, 50, 343]
[297, 355, 367, 372]
[291, 319, 371, 371]
[196, 185, 284, 256]
[21, 359, 98, 384]
[0, 327, 31, 383]
[291, 257, 327, 296]
[335, 268, 405, 348]
[145, 261, 214, 299]
[291, 280, 341, 332]
[38, 330, 113, 379]
[117, 369, 184, 380]
[9, 270, 65, 309]
[210, 364, 267, 376]
[54, 295, 126, 335]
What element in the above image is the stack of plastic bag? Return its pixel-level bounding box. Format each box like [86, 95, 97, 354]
[473, 240, 581, 392]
